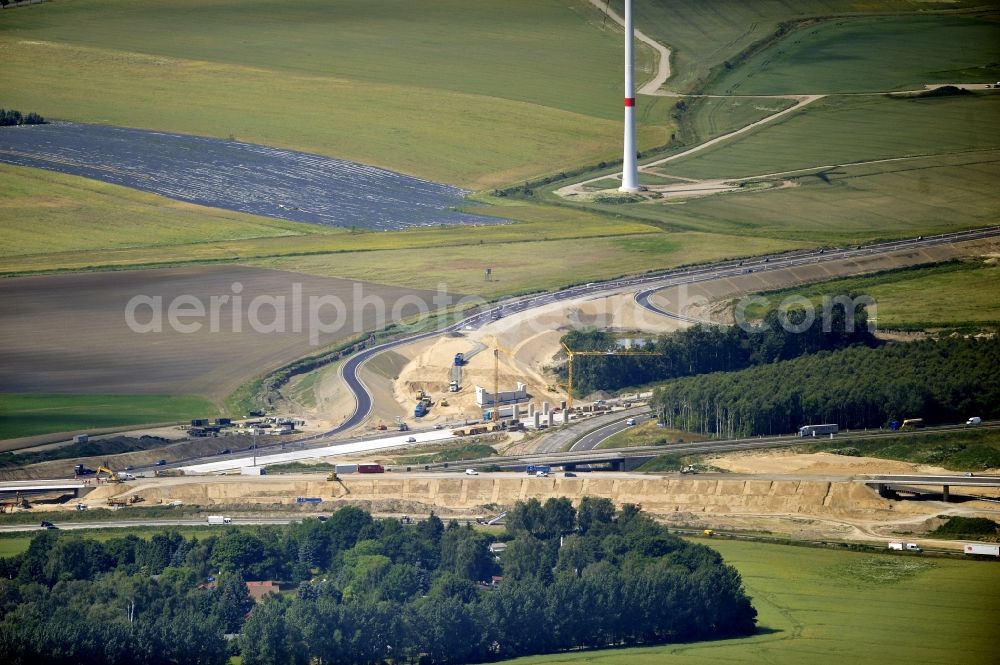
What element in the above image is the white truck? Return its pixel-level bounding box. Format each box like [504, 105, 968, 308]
[207, 515, 232, 525]
[887, 542, 921, 552]
[964, 543, 1000, 557]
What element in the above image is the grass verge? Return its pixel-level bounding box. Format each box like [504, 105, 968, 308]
[734, 259, 1000, 332]
[596, 421, 706, 449]
[803, 428, 1000, 472]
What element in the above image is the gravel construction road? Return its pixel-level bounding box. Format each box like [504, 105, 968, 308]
[0, 123, 503, 230]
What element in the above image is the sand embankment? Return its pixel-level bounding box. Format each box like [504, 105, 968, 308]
[87, 473, 904, 520]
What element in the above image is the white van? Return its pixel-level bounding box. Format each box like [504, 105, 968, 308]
[966, 416, 982, 426]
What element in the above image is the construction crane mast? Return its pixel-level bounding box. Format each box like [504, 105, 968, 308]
[560, 342, 658, 412]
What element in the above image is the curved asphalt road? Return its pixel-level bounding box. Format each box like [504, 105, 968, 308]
[635, 226, 1000, 324]
[146, 225, 998, 469]
[316, 226, 1000, 441]
[570, 412, 654, 452]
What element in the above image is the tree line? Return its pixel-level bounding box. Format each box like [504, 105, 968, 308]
[562, 300, 874, 396]
[0, 501, 756, 664]
[651, 335, 1000, 437]
[0, 109, 46, 126]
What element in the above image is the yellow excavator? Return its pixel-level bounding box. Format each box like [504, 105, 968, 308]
[95, 465, 123, 483]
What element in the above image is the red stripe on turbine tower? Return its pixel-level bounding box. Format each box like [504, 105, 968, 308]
[624, 98, 636, 107]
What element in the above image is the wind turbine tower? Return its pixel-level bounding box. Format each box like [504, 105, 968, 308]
[619, 0, 641, 193]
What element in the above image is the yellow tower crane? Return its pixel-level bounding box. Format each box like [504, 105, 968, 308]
[560, 343, 659, 412]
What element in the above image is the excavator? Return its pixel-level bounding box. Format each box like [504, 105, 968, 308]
[95, 465, 123, 483]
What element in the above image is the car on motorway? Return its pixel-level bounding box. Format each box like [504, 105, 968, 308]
[564, 471, 577, 478]
[535, 470, 549, 478]
[40, 521, 57, 530]
[434, 424, 444, 430]
[626, 418, 636, 426]
[155, 459, 166, 466]
[465, 468, 478, 476]
[406, 436, 416, 443]
[966, 416, 982, 426]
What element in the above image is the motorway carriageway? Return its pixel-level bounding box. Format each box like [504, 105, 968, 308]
[322, 227, 1000, 437]
[180, 429, 454, 473]
[168, 227, 999, 473]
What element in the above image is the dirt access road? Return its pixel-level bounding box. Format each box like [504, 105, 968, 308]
[565, 3, 995, 201]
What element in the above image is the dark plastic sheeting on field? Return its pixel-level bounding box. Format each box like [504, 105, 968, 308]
[0, 123, 505, 230]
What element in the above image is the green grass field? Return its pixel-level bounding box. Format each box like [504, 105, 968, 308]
[550, 94, 1000, 245]
[0, 188, 665, 276]
[505, 538, 1000, 665]
[662, 94, 1000, 180]
[0, 164, 339, 259]
[802, 427, 1000, 472]
[0, 394, 218, 441]
[738, 259, 1000, 330]
[617, 0, 987, 93]
[249, 231, 806, 297]
[675, 96, 796, 145]
[707, 14, 1000, 95]
[0, 0, 672, 190]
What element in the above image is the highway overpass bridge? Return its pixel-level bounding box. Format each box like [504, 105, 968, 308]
[0, 480, 96, 504]
[861, 474, 1000, 502]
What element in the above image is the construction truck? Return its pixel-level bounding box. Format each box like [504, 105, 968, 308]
[415, 402, 428, 417]
[106, 494, 143, 507]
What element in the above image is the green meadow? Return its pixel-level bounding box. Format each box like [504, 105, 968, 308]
[661, 94, 1000, 180]
[0, 0, 671, 190]
[0, 164, 338, 259]
[550, 94, 1000, 245]
[707, 14, 1000, 95]
[0, 394, 217, 442]
[506, 538, 1000, 665]
[250, 231, 806, 297]
[616, 0, 991, 93]
[737, 259, 1000, 331]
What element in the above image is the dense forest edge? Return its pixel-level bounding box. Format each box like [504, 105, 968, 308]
[562, 299, 875, 396]
[0, 500, 757, 665]
[561, 302, 998, 438]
